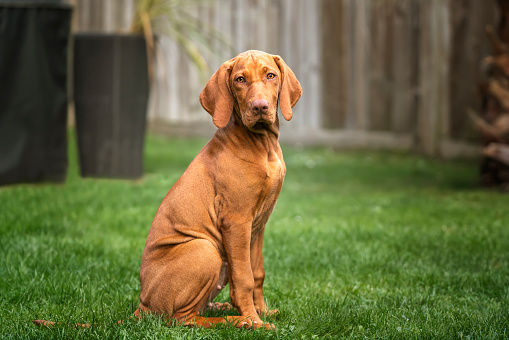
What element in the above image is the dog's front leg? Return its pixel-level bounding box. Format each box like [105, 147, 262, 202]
[250, 227, 279, 317]
[250, 226, 268, 315]
[222, 221, 267, 328]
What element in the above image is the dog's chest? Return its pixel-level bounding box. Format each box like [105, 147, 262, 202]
[252, 151, 285, 233]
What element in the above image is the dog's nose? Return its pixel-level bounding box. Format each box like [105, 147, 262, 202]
[251, 99, 269, 114]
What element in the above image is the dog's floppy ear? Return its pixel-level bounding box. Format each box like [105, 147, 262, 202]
[199, 58, 236, 128]
[273, 55, 302, 121]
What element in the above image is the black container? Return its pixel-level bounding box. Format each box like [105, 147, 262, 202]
[0, 1, 72, 186]
[73, 34, 149, 179]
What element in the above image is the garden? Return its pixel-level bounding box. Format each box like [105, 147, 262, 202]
[1, 133, 508, 339]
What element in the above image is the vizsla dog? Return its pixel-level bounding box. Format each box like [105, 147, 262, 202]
[34, 50, 301, 330]
[137, 50, 301, 329]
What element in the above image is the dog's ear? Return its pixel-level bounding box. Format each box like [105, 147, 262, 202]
[200, 58, 236, 128]
[273, 55, 302, 121]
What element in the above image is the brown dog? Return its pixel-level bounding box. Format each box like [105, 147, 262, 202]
[137, 50, 301, 329]
[33, 50, 301, 330]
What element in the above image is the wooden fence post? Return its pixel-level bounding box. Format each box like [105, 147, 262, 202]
[369, 1, 393, 132]
[352, 0, 370, 131]
[320, 0, 346, 129]
[391, 0, 420, 134]
[416, 0, 450, 157]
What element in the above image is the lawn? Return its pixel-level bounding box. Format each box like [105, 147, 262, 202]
[1, 133, 508, 339]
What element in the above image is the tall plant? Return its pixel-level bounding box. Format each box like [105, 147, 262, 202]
[130, 0, 226, 83]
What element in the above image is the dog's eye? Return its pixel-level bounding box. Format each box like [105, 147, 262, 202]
[267, 73, 276, 79]
[236, 77, 245, 83]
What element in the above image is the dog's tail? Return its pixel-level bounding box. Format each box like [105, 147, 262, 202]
[32, 308, 141, 328]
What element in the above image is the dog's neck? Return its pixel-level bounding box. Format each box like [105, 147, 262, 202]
[218, 109, 281, 156]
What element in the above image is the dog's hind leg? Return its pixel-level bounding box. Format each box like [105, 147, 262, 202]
[140, 239, 225, 322]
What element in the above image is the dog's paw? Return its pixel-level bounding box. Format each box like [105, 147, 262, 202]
[255, 306, 280, 316]
[236, 317, 275, 330]
[265, 309, 279, 316]
[213, 302, 234, 311]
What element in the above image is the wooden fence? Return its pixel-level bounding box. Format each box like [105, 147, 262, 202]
[70, 0, 498, 157]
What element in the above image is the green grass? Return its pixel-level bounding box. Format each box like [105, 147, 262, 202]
[1, 132, 508, 339]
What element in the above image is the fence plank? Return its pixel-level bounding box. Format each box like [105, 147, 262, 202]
[352, 0, 370, 131]
[369, 2, 393, 131]
[304, 0, 321, 129]
[89, 0, 104, 31]
[417, 0, 435, 155]
[266, 0, 280, 55]
[391, 0, 419, 134]
[233, 0, 244, 53]
[417, 0, 450, 156]
[121, 0, 134, 33]
[321, 0, 346, 129]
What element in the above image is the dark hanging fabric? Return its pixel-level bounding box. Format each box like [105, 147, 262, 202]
[0, 1, 72, 185]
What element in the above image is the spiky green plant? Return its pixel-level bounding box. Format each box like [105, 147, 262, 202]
[130, 0, 227, 83]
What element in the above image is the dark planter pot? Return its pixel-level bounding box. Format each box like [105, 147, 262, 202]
[73, 33, 149, 179]
[0, 2, 72, 186]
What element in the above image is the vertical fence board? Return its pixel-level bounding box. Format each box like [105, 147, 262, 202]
[166, 38, 181, 121]
[417, 0, 450, 156]
[305, 0, 321, 129]
[280, 0, 293, 67]
[258, 0, 268, 52]
[440, 3, 451, 144]
[391, 0, 419, 134]
[103, 1, 113, 32]
[244, 0, 255, 50]
[371, 2, 395, 131]
[233, 0, 244, 53]
[353, 0, 370, 130]
[266, 0, 280, 55]
[89, 0, 104, 31]
[343, 0, 355, 129]
[211, 0, 233, 70]
[77, 0, 90, 31]
[321, 0, 346, 129]
[417, 0, 435, 155]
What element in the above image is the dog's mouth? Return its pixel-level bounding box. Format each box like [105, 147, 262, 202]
[241, 111, 277, 135]
[252, 120, 268, 130]
[247, 118, 273, 134]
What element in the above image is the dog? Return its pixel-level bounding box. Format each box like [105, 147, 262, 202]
[34, 50, 302, 330]
[137, 50, 301, 329]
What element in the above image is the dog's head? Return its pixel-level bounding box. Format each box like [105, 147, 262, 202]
[200, 50, 302, 133]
